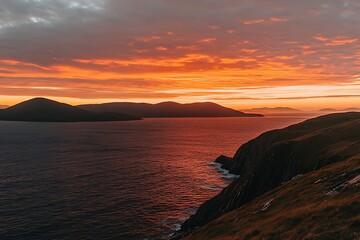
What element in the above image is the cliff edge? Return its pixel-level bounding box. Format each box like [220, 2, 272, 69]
[176, 112, 360, 238]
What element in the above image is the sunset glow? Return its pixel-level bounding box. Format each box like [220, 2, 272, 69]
[0, 0, 359, 109]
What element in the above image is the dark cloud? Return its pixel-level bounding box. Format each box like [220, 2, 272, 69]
[1, 0, 358, 63]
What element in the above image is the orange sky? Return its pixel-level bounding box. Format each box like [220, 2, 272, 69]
[0, 0, 359, 110]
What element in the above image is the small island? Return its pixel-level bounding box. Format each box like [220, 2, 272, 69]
[0, 98, 141, 122]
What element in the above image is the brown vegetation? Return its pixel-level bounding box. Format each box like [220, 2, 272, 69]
[185, 154, 360, 240]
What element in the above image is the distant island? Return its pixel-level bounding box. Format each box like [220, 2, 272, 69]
[319, 107, 360, 113]
[0, 98, 263, 122]
[344, 107, 360, 111]
[242, 107, 303, 115]
[79, 101, 263, 118]
[0, 98, 141, 122]
[318, 108, 339, 112]
[175, 112, 360, 239]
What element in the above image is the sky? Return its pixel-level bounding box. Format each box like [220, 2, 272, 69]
[0, 0, 359, 110]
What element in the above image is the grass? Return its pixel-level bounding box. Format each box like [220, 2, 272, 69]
[183, 154, 360, 240]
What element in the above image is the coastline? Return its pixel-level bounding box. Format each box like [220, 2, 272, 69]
[173, 112, 360, 239]
[165, 161, 240, 239]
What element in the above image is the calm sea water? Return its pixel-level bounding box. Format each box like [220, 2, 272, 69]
[0, 117, 306, 239]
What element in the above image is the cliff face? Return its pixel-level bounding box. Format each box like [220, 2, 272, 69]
[184, 154, 360, 239]
[179, 112, 360, 234]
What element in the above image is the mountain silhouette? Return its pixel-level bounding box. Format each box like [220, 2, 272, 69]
[343, 107, 360, 111]
[318, 108, 338, 112]
[79, 101, 263, 118]
[243, 107, 303, 116]
[0, 98, 141, 122]
[319, 107, 360, 113]
[244, 107, 302, 113]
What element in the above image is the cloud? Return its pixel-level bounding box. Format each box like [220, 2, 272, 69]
[0, 0, 359, 107]
[315, 35, 358, 46]
[244, 19, 265, 25]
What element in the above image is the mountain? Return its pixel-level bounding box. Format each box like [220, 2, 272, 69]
[319, 108, 360, 113]
[175, 112, 360, 238]
[79, 101, 263, 118]
[0, 98, 141, 122]
[319, 108, 338, 112]
[344, 107, 360, 111]
[243, 107, 303, 115]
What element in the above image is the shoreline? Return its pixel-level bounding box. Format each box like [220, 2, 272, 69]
[174, 112, 360, 239]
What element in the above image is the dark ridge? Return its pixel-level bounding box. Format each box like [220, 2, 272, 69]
[79, 101, 263, 118]
[0, 98, 141, 122]
[178, 112, 360, 236]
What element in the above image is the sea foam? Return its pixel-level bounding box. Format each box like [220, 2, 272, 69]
[209, 162, 240, 179]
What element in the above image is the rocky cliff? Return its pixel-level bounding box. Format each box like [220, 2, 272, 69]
[184, 153, 359, 239]
[177, 112, 360, 238]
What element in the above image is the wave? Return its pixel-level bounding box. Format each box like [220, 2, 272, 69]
[208, 162, 240, 179]
[201, 184, 227, 190]
[165, 208, 198, 239]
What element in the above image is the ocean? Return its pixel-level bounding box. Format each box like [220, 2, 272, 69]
[0, 117, 306, 239]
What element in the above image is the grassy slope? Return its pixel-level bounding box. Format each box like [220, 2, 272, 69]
[184, 154, 360, 240]
[180, 113, 360, 233]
